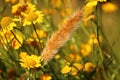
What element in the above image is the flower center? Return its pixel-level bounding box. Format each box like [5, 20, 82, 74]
[26, 12, 38, 22]
[25, 58, 36, 67]
[1, 17, 13, 28]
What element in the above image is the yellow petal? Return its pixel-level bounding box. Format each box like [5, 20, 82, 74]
[86, 1, 97, 7]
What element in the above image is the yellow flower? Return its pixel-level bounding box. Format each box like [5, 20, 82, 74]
[86, 0, 107, 7]
[83, 62, 96, 72]
[0, 31, 14, 45]
[69, 44, 76, 50]
[0, 17, 16, 33]
[61, 8, 72, 17]
[86, 1, 98, 7]
[71, 63, 83, 76]
[40, 74, 52, 80]
[23, 11, 44, 26]
[20, 54, 41, 69]
[31, 29, 47, 40]
[54, 54, 60, 59]
[19, 52, 28, 59]
[80, 44, 92, 57]
[4, 0, 11, 3]
[26, 38, 40, 47]
[11, 3, 36, 16]
[12, 34, 23, 49]
[61, 65, 72, 74]
[42, 8, 56, 15]
[83, 6, 94, 20]
[73, 63, 83, 71]
[102, 2, 117, 13]
[88, 34, 102, 45]
[50, 0, 62, 9]
[68, 53, 81, 62]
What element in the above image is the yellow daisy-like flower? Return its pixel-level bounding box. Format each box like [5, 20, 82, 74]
[61, 65, 72, 74]
[12, 34, 23, 49]
[23, 11, 44, 26]
[40, 74, 52, 80]
[83, 62, 96, 72]
[11, 3, 36, 16]
[0, 17, 16, 34]
[20, 54, 41, 69]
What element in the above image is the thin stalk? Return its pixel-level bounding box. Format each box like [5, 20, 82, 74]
[96, 4, 120, 64]
[11, 31, 27, 51]
[32, 23, 43, 50]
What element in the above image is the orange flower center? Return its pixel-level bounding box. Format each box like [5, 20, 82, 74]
[25, 58, 36, 67]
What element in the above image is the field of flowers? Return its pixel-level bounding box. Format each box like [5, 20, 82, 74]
[0, 0, 120, 80]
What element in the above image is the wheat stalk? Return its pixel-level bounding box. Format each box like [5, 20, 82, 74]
[41, 10, 83, 62]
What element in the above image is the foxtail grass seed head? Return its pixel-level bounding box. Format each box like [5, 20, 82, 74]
[41, 10, 83, 62]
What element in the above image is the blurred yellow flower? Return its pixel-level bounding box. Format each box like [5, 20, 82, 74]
[26, 38, 40, 47]
[80, 44, 92, 57]
[4, 0, 11, 2]
[5, 0, 18, 4]
[61, 65, 72, 74]
[50, 0, 62, 9]
[68, 53, 81, 62]
[11, 3, 36, 16]
[19, 52, 28, 59]
[83, 15, 95, 25]
[69, 44, 76, 50]
[23, 11, 44, 26]
[86, 0, 107, 7]
[88, 34, 102, 45]
[42, 8, 56, 15]
[102, 2, 117, 13]
[73, 63, 83, 71]
[31, 29, 47, 39]
[54, 54, 60, 59]
[0, 17, 16, 33]
[83, 62, 96, 72]
[83, 6, 94, 19]
[71, 63, 83, 76]
[40, 74, 52, 80]
[86, 1, 98, 7]
[61, 8, 72, 17]
[20, 54, 41, 69]
[12, 34, 23, 49]
[0, 31, 14, 45]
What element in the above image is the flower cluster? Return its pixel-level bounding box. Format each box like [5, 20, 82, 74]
[0, 0, 119, 80]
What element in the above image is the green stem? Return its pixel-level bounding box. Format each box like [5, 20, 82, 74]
[48, 63, 59, 80]
[32, 23, 43, 50]
[95, 4, 120, 64]
[11, 31, 27, 51]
